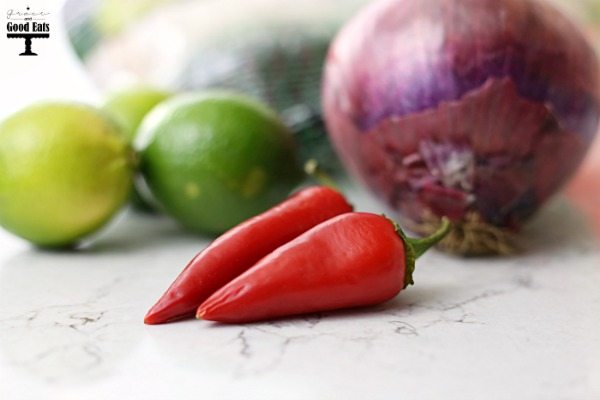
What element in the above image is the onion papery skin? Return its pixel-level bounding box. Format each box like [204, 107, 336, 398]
[323, 0, 600, 255]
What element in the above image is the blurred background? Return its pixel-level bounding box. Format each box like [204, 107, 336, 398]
[1, 0, 599, 236]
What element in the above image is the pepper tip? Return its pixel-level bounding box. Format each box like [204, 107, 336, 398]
[144, 312, 159, 325]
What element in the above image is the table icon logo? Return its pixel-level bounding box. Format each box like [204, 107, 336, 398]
[6, 6, 50, 56]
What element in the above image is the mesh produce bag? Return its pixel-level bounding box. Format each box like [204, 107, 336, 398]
[62, 0, 372, 173]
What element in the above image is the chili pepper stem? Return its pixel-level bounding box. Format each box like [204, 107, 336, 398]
[390, 217, 451, 288]
[304, 159, 342, 193]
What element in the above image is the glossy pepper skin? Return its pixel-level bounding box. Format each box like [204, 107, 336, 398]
[198, 213, 450, 323]
[144, 186, 353, 324]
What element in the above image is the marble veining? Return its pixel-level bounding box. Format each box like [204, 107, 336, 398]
[1, 193, 599, 399]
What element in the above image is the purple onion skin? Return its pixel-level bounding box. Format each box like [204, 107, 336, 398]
[323, 0, 600, 235]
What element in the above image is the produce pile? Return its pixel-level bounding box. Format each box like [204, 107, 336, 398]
[0, 91, 303, 246]
[1, 0, 598, 324]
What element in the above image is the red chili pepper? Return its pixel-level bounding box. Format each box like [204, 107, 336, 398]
[197, 213, 450, 323]
[144, 186, 353, 324]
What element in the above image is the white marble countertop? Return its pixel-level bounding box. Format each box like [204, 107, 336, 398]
[1, 185, 599, 400]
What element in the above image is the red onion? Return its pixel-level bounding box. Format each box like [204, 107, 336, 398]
[323, 0, 600, 255]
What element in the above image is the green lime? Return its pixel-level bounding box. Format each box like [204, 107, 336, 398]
[136, 91, 303, 235]
[0, 103, 134, 247]
[103, 87, 171, 212]
[103, 87, 171, 142]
